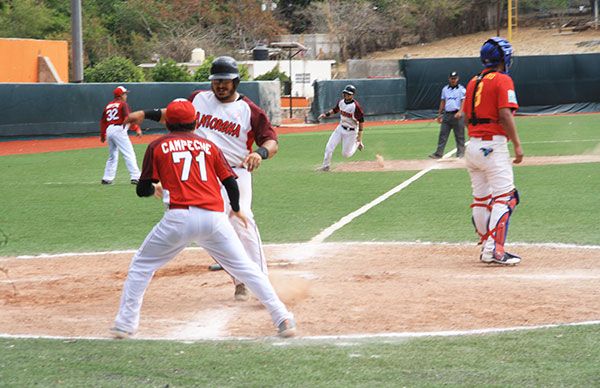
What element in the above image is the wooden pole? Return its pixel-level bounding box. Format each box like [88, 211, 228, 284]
[508, 0, 512, 41]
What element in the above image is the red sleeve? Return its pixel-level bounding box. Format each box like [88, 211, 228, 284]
[213, 146, 237, 182]
[244, 96, 278, 146]
[497, 75, 519, 110]
[140, 140, 160, 183]
[332, 100, 341, 114]
[121, 102, 131, 119]
[353, 101, 365, 123]
[100, 107, 108, 139]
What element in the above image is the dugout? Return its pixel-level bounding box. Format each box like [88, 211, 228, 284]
[0, 81, 281, 138]
[310, 78, 407, 123]
[402, 53, 600, 118]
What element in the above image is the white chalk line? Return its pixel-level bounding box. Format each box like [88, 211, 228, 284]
[6, 240, 600, 261]
[1, 320, 599, 343]
[310, 148, 459, 244]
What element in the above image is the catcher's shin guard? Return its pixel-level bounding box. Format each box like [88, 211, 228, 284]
[484, 190, 520, 259]
[470, 194, 492, 244]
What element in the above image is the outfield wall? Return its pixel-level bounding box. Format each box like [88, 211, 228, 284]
[310, 78, 408, 123]
[402, 53, 600, 118]
[312, 53, 600, 121]
[0, 81, 280, 138]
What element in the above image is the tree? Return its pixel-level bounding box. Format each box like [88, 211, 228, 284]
[0, 0, 68, 39]
[254, 64, 289, 82]
[84, 56, 145, 82]
[150, 58, 192, 82]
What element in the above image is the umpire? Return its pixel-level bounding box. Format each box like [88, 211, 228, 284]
[429, 71, 466, 159]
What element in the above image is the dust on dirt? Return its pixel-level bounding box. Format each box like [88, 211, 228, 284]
[0, 243, 599, 339]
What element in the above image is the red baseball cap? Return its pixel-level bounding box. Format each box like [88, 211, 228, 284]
[113, 86, 129, 97]
[166, 98, 196, 124]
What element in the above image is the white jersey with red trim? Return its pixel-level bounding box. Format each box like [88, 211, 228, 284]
[332, 98, 365, 129]
[190, 91, 278, 167]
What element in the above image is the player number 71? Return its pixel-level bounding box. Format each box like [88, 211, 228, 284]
[172, 151, 207, 182]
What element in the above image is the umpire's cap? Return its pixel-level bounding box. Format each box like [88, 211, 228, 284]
[342, 84, 356, 95]
[209, 56, 240, 80]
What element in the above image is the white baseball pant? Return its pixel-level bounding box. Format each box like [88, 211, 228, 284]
[114, 206, 292, 334]
[103, 124, 141, 181]
[321, 125, 359, 168]
[221, 167, 267, 284]
[465, 135, 516, 255]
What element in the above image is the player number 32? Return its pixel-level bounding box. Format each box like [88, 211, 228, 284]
[172, 151, 208, 182]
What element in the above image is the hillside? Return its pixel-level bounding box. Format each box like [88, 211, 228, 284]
[366, 27, 600, 59]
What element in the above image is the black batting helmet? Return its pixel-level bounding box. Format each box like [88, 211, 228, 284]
[342, 84, 356, 95]
[209, 56, 240, 80]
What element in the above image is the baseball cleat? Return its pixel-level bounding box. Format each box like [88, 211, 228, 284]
[316, 166, 330, 172]
[234, 284, 249, 301]
[110, 327, 133, 339]
[277, 318, 297, 338]
[130, 179, 139, 185]
[491, 252, 521, 265]
[208, 263, 223, 271]
[428, 154, 442, 159]
[101, 179, 113, 185]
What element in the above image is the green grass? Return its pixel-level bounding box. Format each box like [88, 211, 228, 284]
[1, 325, 599, 386]
[0, 114, 599, 386]
[0, 114, 599, 255]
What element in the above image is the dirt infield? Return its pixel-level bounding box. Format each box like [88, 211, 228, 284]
[1, 243, 599, 340]
[335, 154, 600, 172]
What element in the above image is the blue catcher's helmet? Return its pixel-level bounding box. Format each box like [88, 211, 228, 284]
[480, 37, 513, 72]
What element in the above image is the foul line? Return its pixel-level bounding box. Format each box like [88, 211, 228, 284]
[310, 147, 459, 244]
[1, 320, 599, 343]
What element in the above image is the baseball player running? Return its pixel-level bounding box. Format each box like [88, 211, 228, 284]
[463, 37, 524, 265]
[125, 56, 278, 302]
[317, 85, 365, 171]
[100, 86, 142, 185]
[111, 99, 296, 339]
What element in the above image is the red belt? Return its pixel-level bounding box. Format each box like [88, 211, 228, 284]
[473, 134, 502, 141]
[169, 204, 189, 209]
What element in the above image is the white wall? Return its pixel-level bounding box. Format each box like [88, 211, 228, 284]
[240, 60, 335, 98]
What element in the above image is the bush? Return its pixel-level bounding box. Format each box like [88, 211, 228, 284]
[84, 56, 145, 82]
[193, 56, 251, 82]
[254, 64, 289, 82]
[150, 58, 192, 82]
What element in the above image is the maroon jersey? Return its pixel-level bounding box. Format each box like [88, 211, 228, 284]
[100, 99, 132, 137]
[140, 132, 236, 212]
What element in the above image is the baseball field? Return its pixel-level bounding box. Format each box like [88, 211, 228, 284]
[0, 113, 599, 386]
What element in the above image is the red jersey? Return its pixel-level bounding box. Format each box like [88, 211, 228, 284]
[100, 99, 132, 137]
[140, 132, 237, 212]
[463, 71, 519, 138]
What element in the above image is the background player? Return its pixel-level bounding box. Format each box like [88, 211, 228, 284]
[317, 84, 365, 172]
[111, 99, 296, 339]
[463, 37, 524, 265]
[100, 86, 142, 185]
[125, 56, 278, 302]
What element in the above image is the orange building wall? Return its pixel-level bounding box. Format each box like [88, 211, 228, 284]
[0, 38, 69, 83]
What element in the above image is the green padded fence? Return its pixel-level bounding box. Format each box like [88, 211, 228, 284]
[310, 78, 407, 123]
[402, 53, 600, 118]
[0, 82, 278, 138]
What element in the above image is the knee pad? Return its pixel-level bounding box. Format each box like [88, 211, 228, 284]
[470, 194, 492, 243]
[488, 189, 520, 257]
